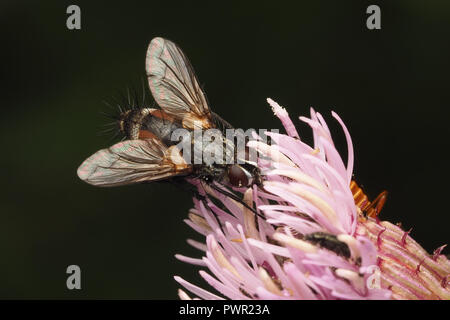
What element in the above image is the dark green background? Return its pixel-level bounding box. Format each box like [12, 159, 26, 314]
[1, 1, 449, 299]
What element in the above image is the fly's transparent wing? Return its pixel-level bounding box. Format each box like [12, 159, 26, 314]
[146, 37, 214, 129]
[77, 138, 191, 187]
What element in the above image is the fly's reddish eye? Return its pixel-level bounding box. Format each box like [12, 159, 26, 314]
[228, 165, 249, 187]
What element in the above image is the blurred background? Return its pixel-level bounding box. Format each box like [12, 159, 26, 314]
[0, 1, 449, 299]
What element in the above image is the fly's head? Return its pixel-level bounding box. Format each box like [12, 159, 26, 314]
[226, 162, 263, 188]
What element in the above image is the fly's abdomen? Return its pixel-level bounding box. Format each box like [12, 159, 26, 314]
[119, 108, 182, 146]
[142, 111, 183, 146]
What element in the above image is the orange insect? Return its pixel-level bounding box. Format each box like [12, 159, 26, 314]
[350, 180, 388, 218]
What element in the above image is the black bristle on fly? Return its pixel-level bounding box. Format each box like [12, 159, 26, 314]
[98, 76, 154, 141]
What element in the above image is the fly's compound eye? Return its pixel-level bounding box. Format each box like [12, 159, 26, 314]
[228, 165, 253, 187]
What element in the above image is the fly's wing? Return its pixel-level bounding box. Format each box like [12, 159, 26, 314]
[77, 138, 191, 187]
[146, 37, 214, 130]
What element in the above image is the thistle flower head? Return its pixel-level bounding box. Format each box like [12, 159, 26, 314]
[175, 99, 450, 300]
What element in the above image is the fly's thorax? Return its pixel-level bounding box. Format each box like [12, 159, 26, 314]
[188, 131, 235, 166]
[193, 163, 228, 184]
[187, 131, 262, 187]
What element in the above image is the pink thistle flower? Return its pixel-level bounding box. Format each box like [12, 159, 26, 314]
[174, 98, 450, 300]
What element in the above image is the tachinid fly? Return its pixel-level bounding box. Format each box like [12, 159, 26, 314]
[77, 37, 263, 199]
